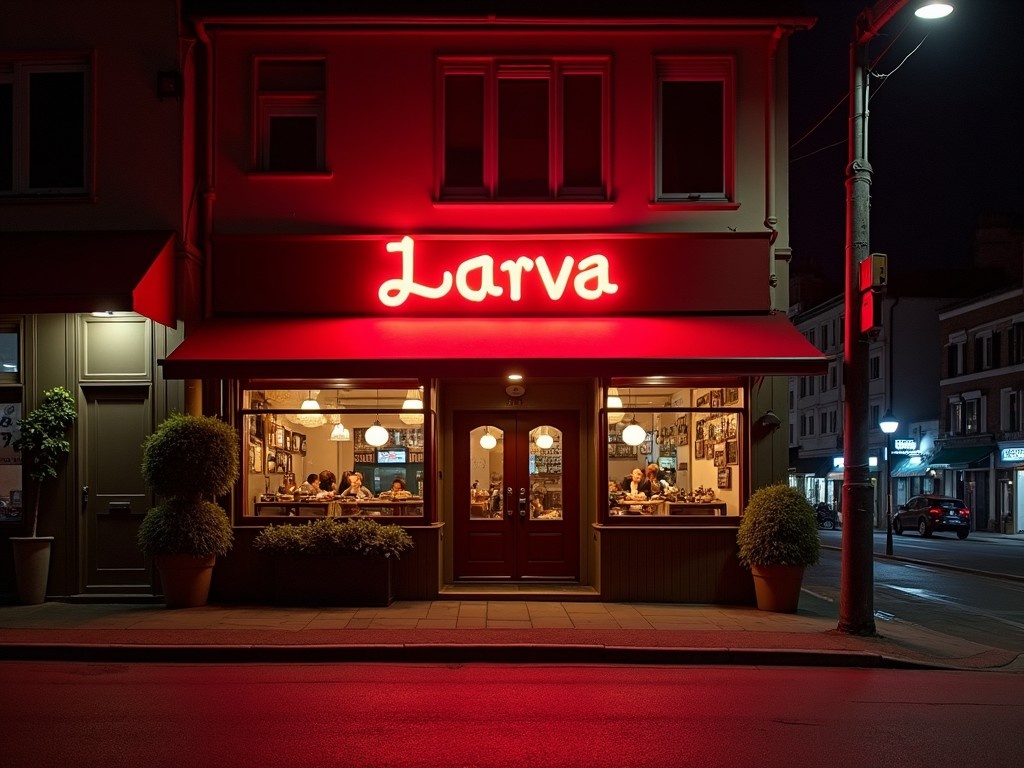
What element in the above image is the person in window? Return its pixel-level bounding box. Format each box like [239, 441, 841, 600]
[299, 473, 319, 495]
[623, 467, 654, 497]
[340, 471, 373, 499]
[646, 463, 667, 495]
[318, 469, 337, 494]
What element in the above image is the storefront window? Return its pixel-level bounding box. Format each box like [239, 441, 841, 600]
[241, 386, 426, 520]
[606, 384, 744, 521]
[0, 325, 22, 522]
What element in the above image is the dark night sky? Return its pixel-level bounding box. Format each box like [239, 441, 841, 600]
[787, 0, 1024, 291]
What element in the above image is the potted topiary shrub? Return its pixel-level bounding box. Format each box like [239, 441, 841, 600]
[138, 413, 238, 607]
[253, 517, 413, 606]
[11, 386, 77, 604]
[736, 483, 821, 613]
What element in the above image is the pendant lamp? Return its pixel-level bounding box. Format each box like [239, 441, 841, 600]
[295, 391, 326, 428]
[400, 388, 425, 425]
[364, 389, 390, 447]
[479, 427, 497, 450]
[607, 387, 624, 424]
[535, 426, 554, 450]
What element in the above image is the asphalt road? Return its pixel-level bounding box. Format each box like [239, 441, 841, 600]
[2, 662, 1020, 768]
[808, 531, 1024, 653]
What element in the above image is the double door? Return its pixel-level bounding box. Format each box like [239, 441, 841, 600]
[453, 410, 579, 580]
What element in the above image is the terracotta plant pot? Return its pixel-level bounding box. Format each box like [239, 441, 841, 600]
[11, 536, 54, 605]
[750, 563, 805, 613]
[155, 553, 217, 608]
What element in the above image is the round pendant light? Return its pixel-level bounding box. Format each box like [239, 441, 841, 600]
[365, 421, 390, 447]
[479, 427, 497, 450]
[534, 426, 554, 450]
[621, 418, 647, 447]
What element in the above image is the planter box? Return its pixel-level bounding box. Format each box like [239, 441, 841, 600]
[270, 555, 394, 606]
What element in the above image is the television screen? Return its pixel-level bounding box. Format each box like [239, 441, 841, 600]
[377, 449, 407, 464]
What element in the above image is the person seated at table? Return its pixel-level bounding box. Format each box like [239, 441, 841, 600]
[339, 471, 373, 499]
[318, 469, 337, 493]
[299, 473, 319, 495]
[338, 470, 353, 495]
[623, 467, 656, 498]
[391, 477, 406, 493]
[646, 463, 667, 495]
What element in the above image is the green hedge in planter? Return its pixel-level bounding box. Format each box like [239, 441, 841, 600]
[253, 518, 414, 560]
[736, 484, 820, 569]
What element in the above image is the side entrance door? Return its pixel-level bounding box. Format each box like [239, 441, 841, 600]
[453, 410, 579, 581]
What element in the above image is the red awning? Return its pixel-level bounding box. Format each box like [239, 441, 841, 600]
[0, 231, 176, 327]
[160, 313, 827, 379]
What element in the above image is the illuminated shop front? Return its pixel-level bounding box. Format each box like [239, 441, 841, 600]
[154, 2, 825, 604]
[162, 233, 825, 602]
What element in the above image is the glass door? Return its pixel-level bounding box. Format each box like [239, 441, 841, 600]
[453, 410, 578, 580]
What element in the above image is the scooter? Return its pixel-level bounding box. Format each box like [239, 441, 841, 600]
[815, 502, 838, 530]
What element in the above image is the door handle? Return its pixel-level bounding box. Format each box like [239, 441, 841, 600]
[519, 487, 528, 517]
[506, 486, 514, 517]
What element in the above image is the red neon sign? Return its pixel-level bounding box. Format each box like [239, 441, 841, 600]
[378, 236, 619, 307]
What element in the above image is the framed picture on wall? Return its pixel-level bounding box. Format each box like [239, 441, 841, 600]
[724, 387, 739, 405]
[274, 424, 286, 449]
[249, 436, 264, 474]
[726, 439, 738, 465]
[717, 467, 731, 489]
[710, 389, 723, 408]
[694, 440, 705, 459]
[713, 444, 726, 467]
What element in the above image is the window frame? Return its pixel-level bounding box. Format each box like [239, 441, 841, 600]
[252, 56, 328, 175]
[653, 55, 735, 205]
[0, 56, 92, 197]
[436, 56, 611, 202]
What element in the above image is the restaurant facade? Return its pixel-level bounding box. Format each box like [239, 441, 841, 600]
[2, 1, 827, 604]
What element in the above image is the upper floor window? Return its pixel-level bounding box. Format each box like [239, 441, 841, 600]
[439, 57, 608, 201]
[1009, 322, 1024, 365]
[820, 324, 829, 350]
[869, 355, 880, 380]
[0, 58, 90, 196]
[946, 336, 966, 377]
[973, 330, 1000, 372]
[964, 397, 982, 434]
[1001, 389, 1020, 432]
[254, 58, 326, 173]
[654, 56, 733, 203]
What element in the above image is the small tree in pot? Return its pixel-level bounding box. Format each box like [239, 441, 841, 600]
[736, 484, 820, 613]
[10, 386, 77, 604]
[138, 413, 238, 607]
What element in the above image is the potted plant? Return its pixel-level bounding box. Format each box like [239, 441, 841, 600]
[736, 484, 821, 613]
[253, 517, 413, 606]
[137, 413, 238, 607]
[10, 386, 77, 604]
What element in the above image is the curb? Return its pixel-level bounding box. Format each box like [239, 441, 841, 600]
[0, 641, 951, 669]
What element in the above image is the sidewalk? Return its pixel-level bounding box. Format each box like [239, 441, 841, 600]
[1, 591, 1021, 672]
[2, 531, 1021, 671]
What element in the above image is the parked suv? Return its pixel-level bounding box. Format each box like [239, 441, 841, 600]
[893, 495, 971, 539]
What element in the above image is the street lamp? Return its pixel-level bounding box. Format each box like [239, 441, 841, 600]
[879, 410, 899, 556]
[840, 0, 953, 636]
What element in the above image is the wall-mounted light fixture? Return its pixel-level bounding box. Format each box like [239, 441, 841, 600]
[760, 410, 782, 430]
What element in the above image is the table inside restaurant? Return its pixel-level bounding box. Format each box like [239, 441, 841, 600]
[253, 498, 424, 517]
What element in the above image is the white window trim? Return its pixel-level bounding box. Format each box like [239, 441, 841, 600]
[653, 55, 734, 204]
[0, 58, 91, 196]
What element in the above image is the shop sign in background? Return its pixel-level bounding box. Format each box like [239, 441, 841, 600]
[0, 402, 23, 522]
